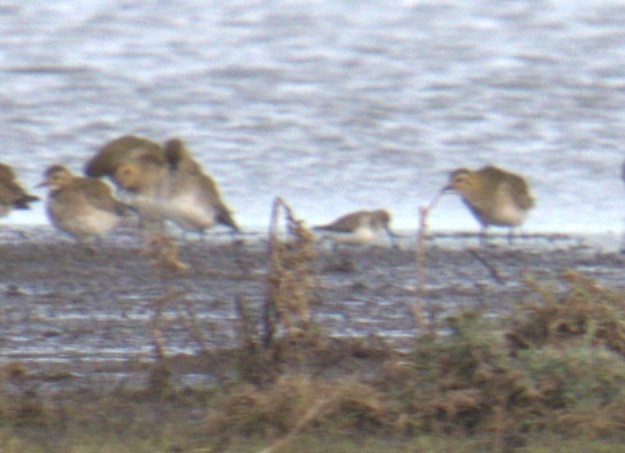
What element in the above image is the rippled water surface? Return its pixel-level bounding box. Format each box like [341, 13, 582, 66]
[0, 229, 622, 366]
[2, 0, 625, 232]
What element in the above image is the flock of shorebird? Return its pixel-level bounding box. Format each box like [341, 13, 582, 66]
[0, 134, 537, 245]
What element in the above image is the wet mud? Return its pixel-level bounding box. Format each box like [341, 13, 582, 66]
[1, 226, 624, 392]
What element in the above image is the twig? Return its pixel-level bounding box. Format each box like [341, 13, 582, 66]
[175, 297, 210, 353]
[414, 192, 443, 331]
[256, 397, 334, 453]
[235, 294, 255, 347]
[263, 197, 282, 347]
[468, 249, 505, 285]
[150, 290, 170, 360]
[142, 234, 187, 362]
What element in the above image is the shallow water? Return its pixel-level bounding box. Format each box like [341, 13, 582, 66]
[2, 0, 625, 233]
[0, 227, 623, 367]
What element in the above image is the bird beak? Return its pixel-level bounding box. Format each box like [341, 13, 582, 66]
[440, 185, 453, 193]
[36, 180, 49, 188]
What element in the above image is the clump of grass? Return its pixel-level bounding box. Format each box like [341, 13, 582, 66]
[379, 310, 535, 450]
[369, 273, 625, 450]
[205, 373, 401, 451]
[516, 343, 625, 436]
[233, 197, 321, 385]
[264, 197, 318, 345]
[507, 270, 625, 356]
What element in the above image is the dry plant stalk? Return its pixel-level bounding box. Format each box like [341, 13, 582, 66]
[414, 192, 443, 331]
[149, 289, 171, 360]
[256, 397, 334, 453]
[151, 324, 166, 360]
[235, 295, 255, 347]
[142, 234, 193, 361]
[468, 248, 505, 285]
[263, 197, 317, 346]
[143, 234, 189, 274]
[175, 298, 209, 353]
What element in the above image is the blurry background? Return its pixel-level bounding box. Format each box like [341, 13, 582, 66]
[2, 0, 625, 233]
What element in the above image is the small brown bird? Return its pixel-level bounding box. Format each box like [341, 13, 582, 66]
[0, 163, 39, 217]
[443, 165, 534, 241]
[314, 209, 397, 246]
[38, 165, 129, 242]
[160, 138, 240, 234]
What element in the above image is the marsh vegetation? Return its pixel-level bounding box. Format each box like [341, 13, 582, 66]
[1, 203, 625, 451]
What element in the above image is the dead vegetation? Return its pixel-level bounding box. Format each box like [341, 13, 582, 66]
[263, 197, 318, 347]
[200, 267, 625, 452]
[507, 270, 625, 356]
[231, 197, 322, 386]
[3, 200, 625, 451]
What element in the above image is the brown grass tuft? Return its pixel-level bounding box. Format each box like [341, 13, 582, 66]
[264, 197, 318, 345]
[205, 374, 401, 450]
[228, 197, 321, 385]
[507, 270, 625, 356]
[142, 234, 189, 274]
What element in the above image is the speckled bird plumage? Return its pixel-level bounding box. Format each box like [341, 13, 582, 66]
[444, 165, 534, 239]
[40, 165, 128, 242]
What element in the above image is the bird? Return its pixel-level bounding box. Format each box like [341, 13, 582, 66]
[159, 138, 240, 234]
[84, 135, 168, 231]
[84, 135, 166, 178]
[313, 209, 397, 246]
[85, 135, 240, 236]
[0, 163, 39, 217]
[110, 155, 171, 232]
[38, 165, 129, 243]
[442, 165, 534, 242]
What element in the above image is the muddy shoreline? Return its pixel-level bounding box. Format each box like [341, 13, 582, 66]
[1, 226, 624, 391]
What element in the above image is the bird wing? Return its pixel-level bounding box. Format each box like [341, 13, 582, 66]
[85, 135, 165, 177]
[476, 166, 507, 186]
[76, 178, 126, 215]
[506, 173, 534, 209]
[314, 210, 369, 232]
[478, 166, 534, 209]
[163, 138, 201, 173]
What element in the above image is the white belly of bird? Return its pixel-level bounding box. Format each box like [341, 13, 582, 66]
[117, 197, 160, 232]
[490, 202, 527, 227]
[325, 226, 377, 245]
[161, 194, 216, 232]
[483, 188, 529, 227]
[64, 209, 120, 237]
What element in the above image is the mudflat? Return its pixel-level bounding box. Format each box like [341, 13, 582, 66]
[0, 226, 623, 391]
